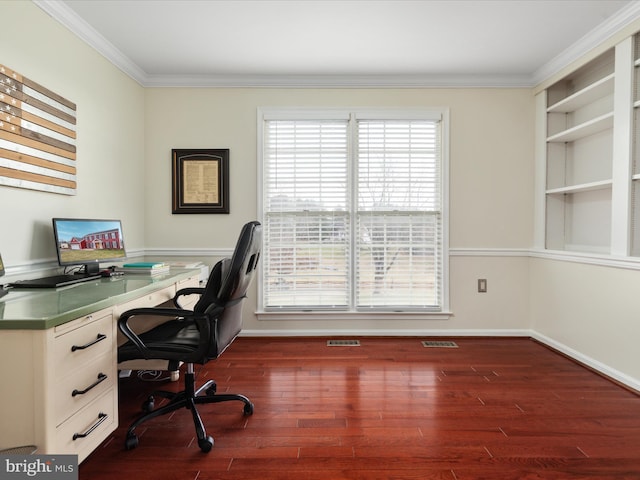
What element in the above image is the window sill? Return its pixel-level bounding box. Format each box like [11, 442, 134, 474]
[256, 310, 453, 322]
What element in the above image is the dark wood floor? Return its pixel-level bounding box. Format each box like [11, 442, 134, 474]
[80, 337, 640, 479]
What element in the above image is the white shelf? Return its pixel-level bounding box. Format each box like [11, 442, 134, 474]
[546, 180, 613, 195]
[547, 74, 614, 113]
[543, 45, 619, 255]
[546, 112, 614, 143]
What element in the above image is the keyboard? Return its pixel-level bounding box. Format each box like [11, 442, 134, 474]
[9, 274, 102, 289]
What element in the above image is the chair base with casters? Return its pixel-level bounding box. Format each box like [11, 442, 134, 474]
[124, 363, 253, 452]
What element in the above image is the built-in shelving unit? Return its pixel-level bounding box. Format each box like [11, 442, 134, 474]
[544, 49, 615, 253]
[632, 34, 640, 256]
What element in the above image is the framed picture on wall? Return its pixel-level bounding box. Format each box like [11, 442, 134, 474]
[172, 148, 229, 214]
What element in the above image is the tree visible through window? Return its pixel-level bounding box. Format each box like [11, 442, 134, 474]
[260, 109, 446, 312]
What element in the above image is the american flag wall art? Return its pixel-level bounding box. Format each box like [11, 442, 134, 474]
[0, 63, 76, 195]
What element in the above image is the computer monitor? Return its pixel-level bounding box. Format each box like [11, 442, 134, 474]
[52, 218, 127, 275]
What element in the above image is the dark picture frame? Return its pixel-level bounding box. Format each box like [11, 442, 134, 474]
[172, 149, 229, 214]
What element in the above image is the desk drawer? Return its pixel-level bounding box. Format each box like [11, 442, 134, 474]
[113, 285, 176, 317]
[54, 307, 112, 335]
[55, 388, 117, 463]
[176, 275, 200, 309]
[177, 275, 199, 289]
[55, 351, 115, 425]
[115, 285, 180, 346]
[53, 313, 114, 377]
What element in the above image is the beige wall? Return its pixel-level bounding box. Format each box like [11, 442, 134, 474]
[530, 258, 640, 386]
[144, 88, 534, 250]
[144, 87, 534, 334]
[0, 1, 145, 268]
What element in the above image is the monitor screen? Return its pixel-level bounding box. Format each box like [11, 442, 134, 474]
[52, 218, 127, 274]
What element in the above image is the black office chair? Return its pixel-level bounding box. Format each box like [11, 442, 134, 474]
[117, 221, 261, 452]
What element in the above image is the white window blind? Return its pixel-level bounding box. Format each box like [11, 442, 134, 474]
[261, 110, 444, 312]
[356, 119, 441, 309]
[263, 119, 350, 308]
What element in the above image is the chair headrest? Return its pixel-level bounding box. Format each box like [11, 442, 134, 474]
[194, 221, 262, 313]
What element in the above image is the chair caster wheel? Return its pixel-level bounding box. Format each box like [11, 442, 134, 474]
[206, 382, 217, 396]
[243, 402, 254, 415]
[125, 434, 139, 450]
[198, 436, 214, 452]
[142, 396, 154, 413]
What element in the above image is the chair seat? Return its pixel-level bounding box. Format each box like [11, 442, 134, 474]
[118, 320, 202, 363]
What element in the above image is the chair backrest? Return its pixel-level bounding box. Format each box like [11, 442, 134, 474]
[194, 221, 262, 358]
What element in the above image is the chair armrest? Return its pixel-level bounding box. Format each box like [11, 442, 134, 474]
[173, 287, 205, 308]
[117, 307, 197, 357]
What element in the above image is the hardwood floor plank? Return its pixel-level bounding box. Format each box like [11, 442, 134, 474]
[79, 337, 640, 480]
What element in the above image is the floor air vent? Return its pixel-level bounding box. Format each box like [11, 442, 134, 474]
[422, 340, 458, 348]
[327, 339, 361, 347]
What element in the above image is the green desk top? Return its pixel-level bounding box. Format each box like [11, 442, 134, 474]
[0, 269, 198, 330]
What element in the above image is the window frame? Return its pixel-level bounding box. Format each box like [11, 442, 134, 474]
[257, 107, 451, 320]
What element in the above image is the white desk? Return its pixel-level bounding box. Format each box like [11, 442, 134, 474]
[0, 269, 199, 462]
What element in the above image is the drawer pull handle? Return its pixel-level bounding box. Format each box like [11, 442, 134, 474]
[71, 333, 107, 352]
[72, 373, 107, 397]
[73, 412, 108, 440]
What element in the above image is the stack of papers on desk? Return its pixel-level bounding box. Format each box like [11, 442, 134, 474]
[115, 262, 170, 275]
[165, 261, 203, 269]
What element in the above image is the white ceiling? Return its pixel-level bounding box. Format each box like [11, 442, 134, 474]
[35, 0, 640, 87]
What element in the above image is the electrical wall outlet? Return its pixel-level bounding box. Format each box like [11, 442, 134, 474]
[477, 278, 487, 293]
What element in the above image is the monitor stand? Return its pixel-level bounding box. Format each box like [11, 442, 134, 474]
[81, 263, 101, 276]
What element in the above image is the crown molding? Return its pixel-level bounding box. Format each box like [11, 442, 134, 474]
[34, 0, 640, 88]
[140, 72, 534, 88]
[33, 0, 148, 83]
[532, 1, 640, 85]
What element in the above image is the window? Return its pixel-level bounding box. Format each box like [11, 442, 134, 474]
[259, 108, 448, 314]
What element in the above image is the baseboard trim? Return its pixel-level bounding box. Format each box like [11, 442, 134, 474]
[530, 331, 640, 394]
[241, 328, 533, 337]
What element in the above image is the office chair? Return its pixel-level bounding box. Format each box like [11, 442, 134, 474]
[117, 221, 261, 452]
